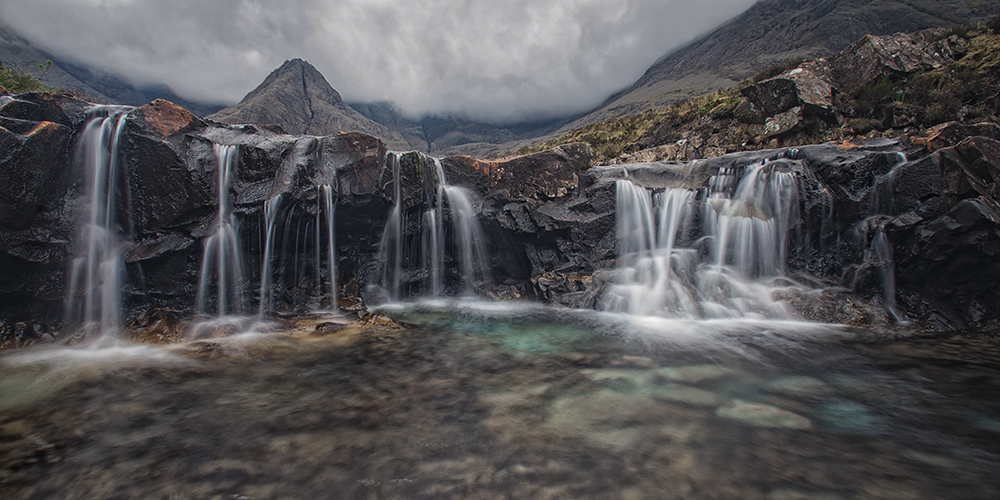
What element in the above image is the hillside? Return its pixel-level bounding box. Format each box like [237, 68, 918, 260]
[521, 18, 1000, 164]
[560, 0, 1000, 133]
[0, 24, 225, 116]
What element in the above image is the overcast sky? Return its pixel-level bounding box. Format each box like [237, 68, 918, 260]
[0, 0, 756, 123]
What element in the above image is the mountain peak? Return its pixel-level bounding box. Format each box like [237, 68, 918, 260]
[233, 58, 343, 110]
[208, 59, 408, 148]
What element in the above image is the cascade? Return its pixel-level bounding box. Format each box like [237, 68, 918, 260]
[257, 195, 282, 317]
[321, 184, 337, 307]
[376, 153, 491, 301]
[378, 153, 404, 301]
[856, 217, 905, 322]
[196, 144, 245, 316]
[706, 161, 798, 277]
[444, 183, 491, 296]
[64, 106, 133, 337]
[425, 159, 447, 296]
[871, 152, 907, 320]
[603, 160, 798, 319]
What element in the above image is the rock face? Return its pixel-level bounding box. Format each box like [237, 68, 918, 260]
[827, 29, 968, 89]
[1, 91, 999, 334]
[208, 59, 411, 150]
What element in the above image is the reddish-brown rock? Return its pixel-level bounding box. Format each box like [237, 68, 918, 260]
[131, 99, 206, 138]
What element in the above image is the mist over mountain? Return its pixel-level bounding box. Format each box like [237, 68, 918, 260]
[0, 24, 226, 116]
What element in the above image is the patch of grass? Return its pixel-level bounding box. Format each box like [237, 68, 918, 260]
[515, 87, 746, 163]
[0, 63, 49, 93]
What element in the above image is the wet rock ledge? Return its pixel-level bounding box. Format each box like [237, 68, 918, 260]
[1, 91, 999, 346]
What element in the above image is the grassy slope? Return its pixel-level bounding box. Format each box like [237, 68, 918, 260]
[517, 17, 1000, 164]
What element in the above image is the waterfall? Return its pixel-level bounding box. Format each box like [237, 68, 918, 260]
[196, 144, 245, 316]
[378, 153, 404, 301]
[602, 183, 698, 316]
[603, 160, 798, 319]
[321, 185, 337, 308]
[64, 106, 133, 337]
[428, 159, 447, 296]
[864, 152, 908, 321]
[376, 153, 491, 301]
[856, 218, 906, 323]
[257, 195, 282, 317]
[870, 223, 901, 320]
[706, 161, 799, 278]
[443, 184, 491, 296]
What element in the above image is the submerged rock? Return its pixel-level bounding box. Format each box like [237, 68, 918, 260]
[716, 400, 812, 429]
[655, 365, 737, 385]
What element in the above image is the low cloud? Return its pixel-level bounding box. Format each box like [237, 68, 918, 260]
[0, 0, 756, 123]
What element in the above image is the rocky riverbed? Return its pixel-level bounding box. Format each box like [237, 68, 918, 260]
[1, 304, 999, 499]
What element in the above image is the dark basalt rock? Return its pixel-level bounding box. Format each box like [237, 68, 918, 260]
[1, 91, 999, 334]
[0, 92, 93, 128]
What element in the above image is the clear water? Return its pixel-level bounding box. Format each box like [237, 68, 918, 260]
[1, 305, 998, 499]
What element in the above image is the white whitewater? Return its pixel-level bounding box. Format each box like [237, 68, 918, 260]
[378, 153, 404, 301]
[603, 160, 798, 319]
[196, 144, 245, 316]
[257, 195, 282, 317]
[444, 183, 491, 296]
[870, 152, 907, 321]
[377, 153, 491, 301]
[321, 184, 337, 307]
[64, 106, 133, 337]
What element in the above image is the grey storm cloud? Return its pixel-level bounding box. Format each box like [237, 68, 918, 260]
[0, 0, 757, 123]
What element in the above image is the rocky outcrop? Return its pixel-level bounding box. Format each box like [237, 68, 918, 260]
[740, 61, 835, 122]
[732, 27, 978, 142]
[828, 29, 968, 89]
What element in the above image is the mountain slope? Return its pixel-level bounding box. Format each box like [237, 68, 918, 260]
[208, 59, 411, 149]
[562, 0, 1000, 131]
[0, 24, 225, 115]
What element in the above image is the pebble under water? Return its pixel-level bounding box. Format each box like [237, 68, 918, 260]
[1, 303, 999, 500]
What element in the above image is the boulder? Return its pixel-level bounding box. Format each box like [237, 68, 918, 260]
[130, 99, 206, 139]
[0, 92, 92, 128]
[828, 29, 967, 89]
[912, 121, 1000, 152]
[0, 119, 73, 231]
[443, 143, 592, 199]
[762, 106, 804, 138]
[936, 136, 1000, 211]
[739, 61, 835, 122]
